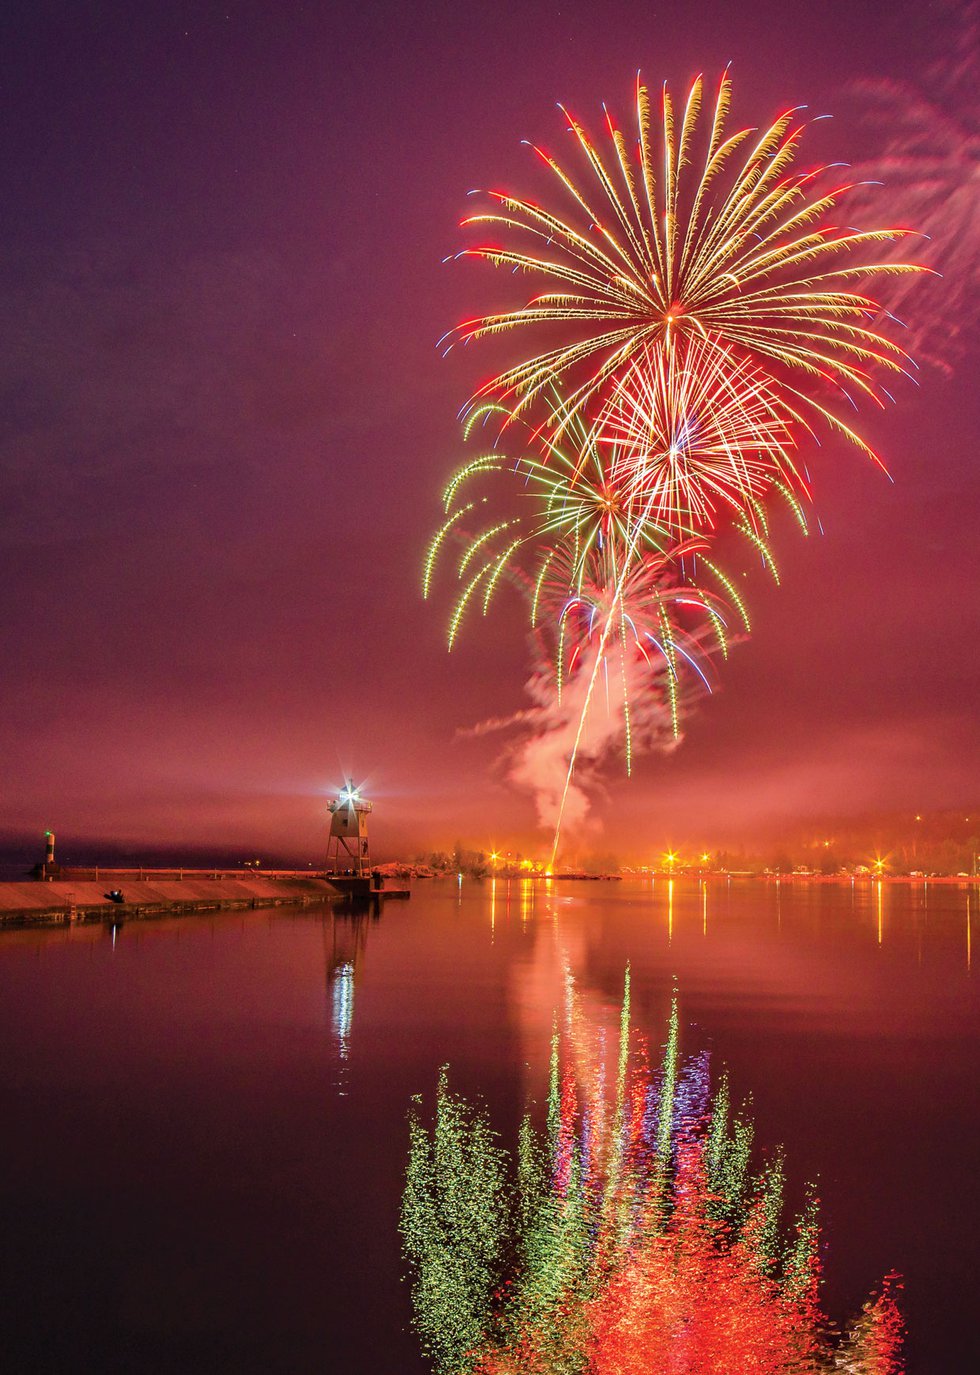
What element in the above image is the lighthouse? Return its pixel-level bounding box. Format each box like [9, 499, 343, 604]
[326, 781, 373, 877]
[33, 830, 59, 880]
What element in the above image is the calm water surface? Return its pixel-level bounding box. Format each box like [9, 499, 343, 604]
[0, 878, 976, 1373]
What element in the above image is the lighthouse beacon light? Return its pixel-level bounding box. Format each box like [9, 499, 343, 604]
[326, 779, 374, 877]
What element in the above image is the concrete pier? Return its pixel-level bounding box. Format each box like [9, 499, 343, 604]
[0, 874, 341, 927]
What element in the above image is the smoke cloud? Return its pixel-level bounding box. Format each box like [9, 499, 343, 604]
[848, 2, 979, 372]
[465, 641, 684, 841]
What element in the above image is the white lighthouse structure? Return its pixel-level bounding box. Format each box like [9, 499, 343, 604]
[326, 780, 373, 878]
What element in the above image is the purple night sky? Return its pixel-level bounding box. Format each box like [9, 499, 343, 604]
[0, 0, 976, 863]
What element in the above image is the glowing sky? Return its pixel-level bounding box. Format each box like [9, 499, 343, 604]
[0, 0, 976, 863]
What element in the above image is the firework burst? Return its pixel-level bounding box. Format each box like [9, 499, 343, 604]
[423, 402, 778, 698]
[444, 70, 922, 446]
[597, 333, 803, 541]
[427, 72, 924, 860]
[426, 388, 811, 857]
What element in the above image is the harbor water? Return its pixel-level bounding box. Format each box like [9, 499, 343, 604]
[0, 877, 975, 1373]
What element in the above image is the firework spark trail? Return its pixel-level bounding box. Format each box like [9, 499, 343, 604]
[544, 341, 795, 853]
[548, 474, 687, 870]
[549, 586, 629, 871]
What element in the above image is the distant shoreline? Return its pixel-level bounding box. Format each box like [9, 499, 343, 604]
[1, 867, 976, 930]
[623, 871, 979, 884]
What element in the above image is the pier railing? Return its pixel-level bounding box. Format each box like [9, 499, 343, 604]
[48, 867, 325, 883]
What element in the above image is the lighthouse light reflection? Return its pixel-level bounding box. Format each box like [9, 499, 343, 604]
[332, 960, 355, 1061]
